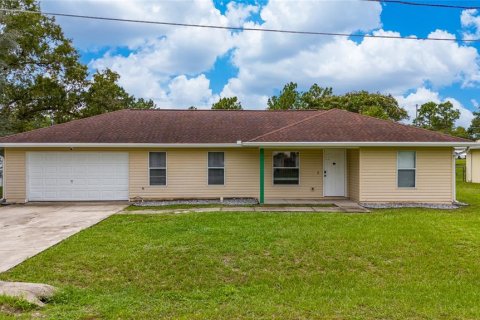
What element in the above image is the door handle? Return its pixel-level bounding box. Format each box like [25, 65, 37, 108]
[324, 170, 327, 177]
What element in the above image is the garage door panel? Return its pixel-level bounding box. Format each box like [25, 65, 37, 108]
[27, 152, 129, 201]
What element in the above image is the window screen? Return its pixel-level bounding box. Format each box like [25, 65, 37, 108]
[208, 152, 224, 185]
[149, 152, 166, 186]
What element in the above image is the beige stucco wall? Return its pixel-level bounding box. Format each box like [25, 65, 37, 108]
[347, 149, 360, 201]
[466, 149, 480, 183]
[359, 147, 454, 203]
[263, 149, 323, 199]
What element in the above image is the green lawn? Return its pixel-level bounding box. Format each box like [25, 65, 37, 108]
[1, 174, 480, 319]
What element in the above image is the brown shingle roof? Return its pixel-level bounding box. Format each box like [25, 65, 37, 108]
[0, 108, 470, 144]
[248, 108, 471, 143]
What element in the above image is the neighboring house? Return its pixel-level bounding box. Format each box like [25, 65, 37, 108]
[0, 108, 473, 204]
[466, 145, 480, 183]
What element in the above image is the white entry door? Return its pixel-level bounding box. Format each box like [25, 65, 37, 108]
[323, 149, 346, 197]
[27, 152, 129, 201]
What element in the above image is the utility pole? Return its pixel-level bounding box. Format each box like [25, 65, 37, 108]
[415, 104, 418, 125]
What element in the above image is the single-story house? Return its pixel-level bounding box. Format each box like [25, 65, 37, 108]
[0, 108, 473, 204]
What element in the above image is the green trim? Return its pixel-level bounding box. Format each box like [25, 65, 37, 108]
[260, 148, 265, 204]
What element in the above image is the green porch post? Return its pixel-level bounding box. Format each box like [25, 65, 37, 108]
[259, 148, 265, 204]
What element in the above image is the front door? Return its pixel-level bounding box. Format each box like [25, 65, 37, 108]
[323, 149, 346, 197]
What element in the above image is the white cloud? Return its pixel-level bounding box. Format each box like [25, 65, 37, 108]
[41, 0, 231, 49]
[225, 2, 259, 27]
[224, 26, 480, 107]
[395, 87, 474, 128]
[163, 75, 218, 108]
[472, 99, 479, 109]
[64, 0, 236, 107]
[43, 0, 480, 112]
[461, 9, 480, 39]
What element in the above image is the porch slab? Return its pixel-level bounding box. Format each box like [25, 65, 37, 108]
[254, 207, 315, 212]
[264, 199, 370, 213]
[119, 201, 369, 214]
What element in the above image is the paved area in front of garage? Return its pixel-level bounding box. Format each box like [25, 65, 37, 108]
[0, 202, 127, 273]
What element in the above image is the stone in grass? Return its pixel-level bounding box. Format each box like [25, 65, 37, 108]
[0, 281, 56, 307]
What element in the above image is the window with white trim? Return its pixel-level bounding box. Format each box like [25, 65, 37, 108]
[208, 152, 224, 185]
[149, 152, 166, 186]
[273, 152, 299, 185]
[397, 151, 416, 188]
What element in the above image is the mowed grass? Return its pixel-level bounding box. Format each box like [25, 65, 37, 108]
[1, 169, 480, 318]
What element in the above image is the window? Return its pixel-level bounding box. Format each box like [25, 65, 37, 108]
[149, 152, 166, 186]
[208, 152, 224, 185]
[398, 151, 416, 188]
[273, 152, 299, 185]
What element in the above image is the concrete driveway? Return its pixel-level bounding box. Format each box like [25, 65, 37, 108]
[0, 203, 127, 273]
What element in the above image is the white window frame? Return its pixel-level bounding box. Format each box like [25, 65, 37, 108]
[207, 151, 225, 186]
[149, 151, 167, 186]
[272, 151, 300, 185]
[397, 150, 416, 188]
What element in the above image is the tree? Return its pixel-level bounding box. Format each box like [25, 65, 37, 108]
[298, 84, 334, 109]
[0, 0, 88, 134]
[0, 0, 154, 136]
[81, 69, 153, 118]
[267, 82, 409, 122]
[413, 101, 460, 134]
[452, 126, 470, 139]
[211, 97, 243, 110]
[468, 111, 480, 141]
[340, 91, 408, 121]
[267, 82, 301, 110]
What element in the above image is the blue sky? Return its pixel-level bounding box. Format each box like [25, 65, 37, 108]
[42, 0, 480, 126]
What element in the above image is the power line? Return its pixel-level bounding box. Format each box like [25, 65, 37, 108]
[362, 0, 480, 10]
[1, 8, 479, 43]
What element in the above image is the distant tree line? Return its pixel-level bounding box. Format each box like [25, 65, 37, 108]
[209, 82, 475, 140]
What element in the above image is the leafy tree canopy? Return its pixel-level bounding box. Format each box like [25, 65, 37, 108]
[0, 0, 155, 136]
[412, 101, 460, 134]
[211, 97, 243, 110]
[468, 110, 480, 141]
[267, 82, 408, 122]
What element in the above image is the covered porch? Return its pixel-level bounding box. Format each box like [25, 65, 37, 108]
[258, 148, 360, 204]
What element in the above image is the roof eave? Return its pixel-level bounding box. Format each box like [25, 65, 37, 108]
[0, 142, 243, 148]
[0, 141, 476, 148]
[243, 141, 476, 147]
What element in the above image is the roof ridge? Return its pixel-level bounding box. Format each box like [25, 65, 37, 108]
[0, 109, 129, 141]
[247, 109, 334, 142]
[334, 108, 472, 142]
[130, 108, 319, 112]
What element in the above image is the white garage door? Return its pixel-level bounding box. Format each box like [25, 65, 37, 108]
[27, 152, 129, 201]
